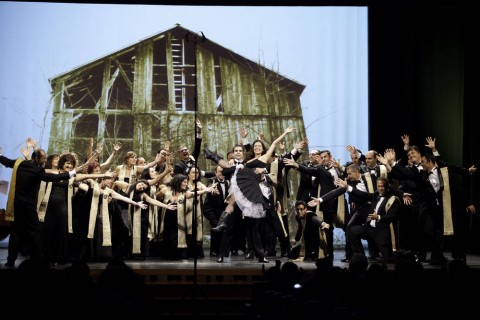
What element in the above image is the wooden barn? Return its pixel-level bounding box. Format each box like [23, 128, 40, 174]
[47, 24, 307, 207]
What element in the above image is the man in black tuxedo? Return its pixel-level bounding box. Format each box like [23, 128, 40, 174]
[284, 150, 339, 260]
[386, 146, 447, 264]
[203, 165, 229, 258]
[348, 176, 402, 262]
[206, 144, 247, 262]
[174, 118, 215, 181]
[1, 149, 75, 266]
[288, 200, 330, 260]
[294, 150, 321, 204]
[174, 119, 203, 176]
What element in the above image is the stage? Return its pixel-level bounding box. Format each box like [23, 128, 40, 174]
[2, 246, 480, 319]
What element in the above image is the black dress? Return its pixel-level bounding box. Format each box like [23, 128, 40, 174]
[230, 159, 266, 218]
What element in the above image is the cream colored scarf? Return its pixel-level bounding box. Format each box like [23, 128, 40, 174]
[147, 185, 158, 240]
[440, 167, 454, 235]
[101, 187, 113, 246]
[67, 177, 75, 233]
[37, 181, 52, 222]
[127, 190, 143, 254]
[5, 158, 23, 222]
[87, 181, 101, 239]
[118, 165, 137, 191]
[385, 195, 399, 252]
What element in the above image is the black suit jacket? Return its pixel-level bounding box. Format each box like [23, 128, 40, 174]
[369, 191, 401, 227]
[295, 161, 317, 202]
[0, 155, 71, 219]
[174, 135, 202, 175]
[203, 178, 229, 222]
[296, 164, 337, 213]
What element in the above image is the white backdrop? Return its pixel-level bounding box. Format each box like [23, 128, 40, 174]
[0, 2, 368, 212]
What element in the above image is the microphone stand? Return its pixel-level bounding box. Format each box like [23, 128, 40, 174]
[185, 30, 206, 316]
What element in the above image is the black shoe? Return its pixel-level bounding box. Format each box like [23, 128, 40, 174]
[340, 257, 351, 263]
[212, 211, 229, 232]
[368, 253, 380, 260]
[416, 251, 427, 263]
[217, 256, 224, 263]
[266, 250, 277, 257]
[452, 254, 466, 263]
[430, 256, 448, 266]
[245, 251, 255, 260]
[5, 261, 15, 268]
[204, 146, 223, 164]
[258, 257, 269, 263]
[231, 250, 238, 256]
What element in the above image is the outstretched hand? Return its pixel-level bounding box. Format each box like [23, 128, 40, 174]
[308, 197, 320, 207]
[425, 136, 436, 151]
[137, 201, 148, 210]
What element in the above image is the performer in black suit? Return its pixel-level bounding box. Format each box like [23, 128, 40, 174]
[385, 145, 447, 264]
[1, 149, 75, 266]
[203, 165, 229, 258]
[348, 176, 402, 262]
[174, 118, 203, 176]
[284, 149, 339, 260]
[206, 144, 247, 263]
[294, 150, 321, 205]
[288, 200, 330, 260]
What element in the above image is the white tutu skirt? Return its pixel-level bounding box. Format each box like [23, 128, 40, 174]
[230, 167, 265, 218]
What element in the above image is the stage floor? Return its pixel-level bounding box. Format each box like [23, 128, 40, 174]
[2, 247, 480, 275]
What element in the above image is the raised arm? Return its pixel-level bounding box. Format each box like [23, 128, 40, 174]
[259, 127, 295, 163]
[100, 141, 122, 171]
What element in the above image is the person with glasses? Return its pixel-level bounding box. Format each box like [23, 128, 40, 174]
[284, 149, 342, 261]
[174, 118, 201, 176]
[287, 200, 330, 261]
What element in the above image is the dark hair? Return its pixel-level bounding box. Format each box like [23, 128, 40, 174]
[347, 164, 361, 173]
[231, 143, 244, 152]
[87, 162, 100, 174]
[406, 145, 421, 154]
[141, 166, 154, 180]
[127, 179, 150, 201]
[168, 174, 188, 192]
[377, 176, 389, 187]
[58, 153, 77, 169]
[45, 153, 60, 169]
[422, 152, 436, 164]
[295, 200, 307, 208]
[246, 139, 267, 161]
[32, 149, 46, 165]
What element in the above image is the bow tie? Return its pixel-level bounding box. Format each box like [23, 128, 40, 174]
[350, 180, 360, 185]
[218, 180, 225, 184]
